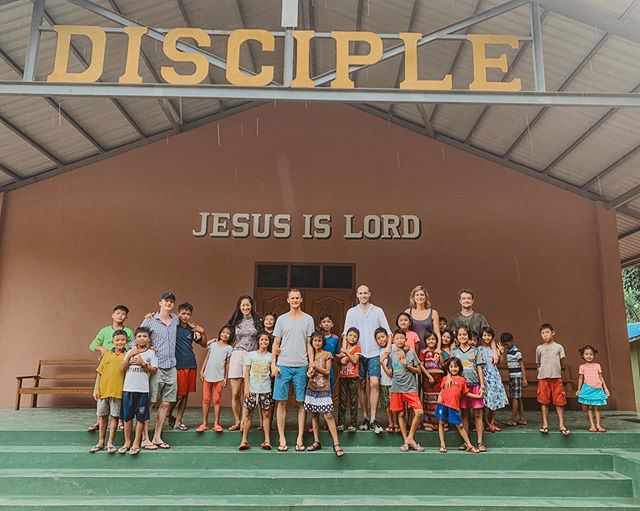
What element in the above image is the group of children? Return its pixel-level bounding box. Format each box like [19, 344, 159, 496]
[89, 304, 612, 455]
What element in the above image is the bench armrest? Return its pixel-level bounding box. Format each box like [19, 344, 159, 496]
[16, 375, 38, 381]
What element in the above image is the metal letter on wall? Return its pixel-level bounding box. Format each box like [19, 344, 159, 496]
[161, 28, 211, 85]
[47, 25, 106, 83]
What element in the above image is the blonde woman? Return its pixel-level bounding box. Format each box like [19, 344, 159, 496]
[405, 285, 441, 352]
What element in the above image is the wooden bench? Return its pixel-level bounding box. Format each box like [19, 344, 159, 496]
[15, 359, 97, 410]
[498, 362, 576, 399]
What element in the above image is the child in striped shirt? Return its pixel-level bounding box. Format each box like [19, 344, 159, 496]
[499, 332, 528, 426]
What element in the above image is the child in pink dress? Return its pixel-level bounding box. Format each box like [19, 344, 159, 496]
[576, 345, 610, 432]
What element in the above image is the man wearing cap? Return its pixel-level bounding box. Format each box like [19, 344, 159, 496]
[140, 292, 179, 449]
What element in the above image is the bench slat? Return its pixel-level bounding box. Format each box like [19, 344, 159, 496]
[38, 360, 96, 366]
[36, 374, 96, 380]
[19, 387, 93, 394]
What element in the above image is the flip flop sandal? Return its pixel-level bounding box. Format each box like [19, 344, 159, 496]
[143, 444, 158, 450]
[539, 427, 549, 434]
[129, 447, 141, 455]
[213, 425, 224, 432]
[502, 420, 518, 427]
[394, 427, 401, 433]
[439, 446, 447, 453]
[333, 444, 344, 457]
[400, 444, 410, 452]
[154, 442, 171, 449]
[277, 444, 288, 452]
[560, 428, 571, 436]
[174, 424, 188, 431]
[228, 423, 241, 432]
[106, 446, 117, 455]
[466, 445, 480, 453]
[89, 445, 103, 453]
[516, 420, 527, 425]
[597, 427, 607, 432]
[87, 424, 99, 433]
[385, 426, 394, 433]
[196, 424, 209, 433]
[238, 442, 250, 451]
[589, 427, 598, 432]
[409, 443, 425, 452]
[117, 446, 130, 455]
[458, 443, 467, 451]
[306, 442, 322, 451]
[295, 444, 305, 452]
[478, 443, 487, 452]
[260, 442, 272, 450]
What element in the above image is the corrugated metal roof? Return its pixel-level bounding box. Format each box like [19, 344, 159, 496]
[0, 0, 639, 266]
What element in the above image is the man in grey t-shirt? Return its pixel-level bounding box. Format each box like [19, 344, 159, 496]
[271, 289, 315, 451]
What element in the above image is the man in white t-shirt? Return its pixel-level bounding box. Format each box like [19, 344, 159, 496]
[343, 285, 391, 434]
[271, 289, 315, 451]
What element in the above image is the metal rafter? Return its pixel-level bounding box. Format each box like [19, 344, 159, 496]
[0, 162, 23, 182]
[620, 225, 640, 241]
[313, 0, 530, 86]
[464, 10, 549, 144]
[610, 184, 640, 210]
[622, 255, 640, 268]
[538, 0, 640, 46]
[105, 0, 180, 131]
[5, 82, 640, 106]
[0, 114, 62, 165]
[0, 100, 264, 193]
[352, 0, 365, 89]
[42, 7, 143, 143]
[581, 144, 640, 192]
[430, 0, 483, 126]
[306, 0, 318, 78]
[502, 0, 639, 163]
[174, 0, 225, 113]
[0, 46, 104, 156]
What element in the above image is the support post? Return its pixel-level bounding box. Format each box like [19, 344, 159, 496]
[530, 0, 545, 92]
[282, 0, 298, 86]
[23, 0, 45, 81]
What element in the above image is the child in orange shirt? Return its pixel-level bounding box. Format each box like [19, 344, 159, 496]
[436, 357, 483, 454]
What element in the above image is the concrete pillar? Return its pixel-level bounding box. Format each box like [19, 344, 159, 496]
[594, 202, 635, 410]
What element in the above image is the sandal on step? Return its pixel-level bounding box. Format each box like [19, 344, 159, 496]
[228, 423, 241, 432]
[87, 423, 99, 433]
[307, 442, 322, 451]
[117, 446, 130, 454]
[260, 442, 272, 450]
[238, 442, 250, 451]
[502, 420, 518, 427]
[106, 446, 117, 455]
[333, 444, 344, 457]
[196, 424, 209, 433]
[385, 426, 394, 433]
[89, 445, 103, 453]
[539, 427, 549, 434]
[400, 444, 410, 452]
[129, 447, 141, 455]
[516, 420, 527, 425]
[295, 444, 305, 452]
[143, 444, 158, 450]
[596, 426, 607, 432]
[589, 426, 598, 432]
[439, 445, 447, 453]
[477, 443, 487, 452]
[277, 443, 288, 452]
[409, 442, 425, 452]
[458, 443, 467, 451]
[174, 423, 188, 431]
[466, 445, 480, 453]
[560, 428, 571, 436]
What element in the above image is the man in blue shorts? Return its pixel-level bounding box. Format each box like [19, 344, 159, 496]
[343, 285, 391, 434]
[271, 289, 315, 452]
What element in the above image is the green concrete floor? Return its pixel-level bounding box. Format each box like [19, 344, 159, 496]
[2, 408, 640, 510]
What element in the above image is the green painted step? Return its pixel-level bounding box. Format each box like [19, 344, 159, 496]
[2, 430, 639, 448]
[0, 469, 632, 497]
[0, 496, 639, 511]
[0, 446, 616, 471]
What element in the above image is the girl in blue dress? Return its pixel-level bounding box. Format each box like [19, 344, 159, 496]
[478, 327, 508, 432]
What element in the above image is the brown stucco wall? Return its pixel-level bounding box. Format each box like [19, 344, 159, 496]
[0, 102, 633, 409]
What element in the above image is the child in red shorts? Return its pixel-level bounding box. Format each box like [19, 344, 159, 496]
[381, 329, 424, 452]
[536, 323, 570, 436]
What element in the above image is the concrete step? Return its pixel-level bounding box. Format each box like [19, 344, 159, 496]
[2, 429, 639, 449]
[0, 469, 632, 497]
[0, 446, 616, 471]
[0, 496, 639, 510]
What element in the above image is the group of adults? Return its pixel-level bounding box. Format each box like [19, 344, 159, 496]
[89, 285, 490, 451]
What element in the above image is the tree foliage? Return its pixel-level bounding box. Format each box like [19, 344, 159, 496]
[623, 266, 640, 323]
